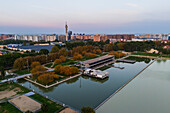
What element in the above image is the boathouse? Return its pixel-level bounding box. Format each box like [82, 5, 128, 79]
[80, 55, 114, 68]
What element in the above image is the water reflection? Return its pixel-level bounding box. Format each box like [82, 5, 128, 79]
[66, 77, 80, 84]
[125, 56, 151, 64]
[157, 59, 167, 63]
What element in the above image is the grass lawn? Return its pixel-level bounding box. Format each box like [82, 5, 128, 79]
[30, 94, 65, 113]
[0, 102, 22, 113]
[162, 55, 170, 58]
[13, 69, 30, 75]
[132, 52, 160, 57]
[0, 82, 64, 113]
[0, 82, 30, 94]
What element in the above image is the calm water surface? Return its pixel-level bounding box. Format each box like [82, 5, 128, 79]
[97, 59, 170, 113]
[18, 59, 152, 110]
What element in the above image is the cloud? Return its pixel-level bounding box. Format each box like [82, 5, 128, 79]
[126, 3, 140, 8]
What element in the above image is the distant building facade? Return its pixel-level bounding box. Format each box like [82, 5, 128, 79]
[0, 34, 15, 40]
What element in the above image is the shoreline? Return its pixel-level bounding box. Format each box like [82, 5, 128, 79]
[24, 73, 82, 88]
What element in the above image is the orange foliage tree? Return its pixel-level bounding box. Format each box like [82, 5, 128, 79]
[108, 51, 126, 58]
[31, 65, 46, 76]
[38, 72, 54, 85]
[31, 62, 41, 68]
[73, 53, 83, 60]
[54, 59, 62, 65]
[85, 52, 97, 58]
[54, 65, 79, 76]
[59, 55, 66, 62]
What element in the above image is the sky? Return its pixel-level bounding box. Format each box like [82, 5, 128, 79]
[0, 0, 170, 34]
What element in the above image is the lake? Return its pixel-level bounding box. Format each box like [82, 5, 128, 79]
[18, 57, 153, 111]
[96, 59, 170, 113]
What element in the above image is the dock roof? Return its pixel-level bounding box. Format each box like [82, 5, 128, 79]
[82, 55, 114, 64]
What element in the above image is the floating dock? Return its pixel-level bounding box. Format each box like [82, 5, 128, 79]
[83, 69, 109, 79]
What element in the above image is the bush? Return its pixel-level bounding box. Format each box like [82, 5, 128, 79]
[81, 106, 95, 113]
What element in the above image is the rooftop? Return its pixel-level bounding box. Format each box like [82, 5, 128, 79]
[82, 55, 114, 64]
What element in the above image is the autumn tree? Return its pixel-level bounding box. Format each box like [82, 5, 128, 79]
[85, 52, 97, 58]
[31, 62, 41, 68]
[50, 46, 59, 53]
[13, 57, 26, 70]
[54, 65, 62, 73]
[59, 48, 68, 57]
[54, 65, 79, 76]
[31, 65, 46, 75]
[38, 73, 54, 85]
[73, 53, 83, 60]
[54, 59, 62, 65]
[96, 48, 102, 54]
[70, 67, 79, 74]
[59, 55, 66, 62]
[108, 51, 126, 58]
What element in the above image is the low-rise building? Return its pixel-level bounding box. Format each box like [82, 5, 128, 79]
[80, 55, 114, 68]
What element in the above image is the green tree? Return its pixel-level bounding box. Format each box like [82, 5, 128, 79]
[41, 103, 48, 113]
[50, 46, 59, 53]
[40, 49, 49, 55]
[0, 67, 5, 79]
[81, 107, 95, 113]
[23, 41, 26, 46]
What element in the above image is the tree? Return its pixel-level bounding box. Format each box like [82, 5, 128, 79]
[54, 65, 62, 73]
[117, 42, 125, 50]
[31, 65, 46, 75]
[0, 67, 5, 79]
[59, 48, 68, 57]
[23, 41, 26, 46]
[13, 57, 26, 70]
[38, 73, 54, 85]
[70, 67, 79, 74]
[59, 55, 66, 62]
[41, 103, 48, 113]
[73, 53, 82, 60]
[85, 53, 97, 58]
[40, 49, 49, 55]
[25, 110, 33, 113]
[54, 59, 62, 65]
[31, 62, 41, 68]
[81, 107, 95, 113]
[50, 46, 59, 53]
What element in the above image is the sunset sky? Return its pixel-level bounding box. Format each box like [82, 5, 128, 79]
[0, 0, 170, 34]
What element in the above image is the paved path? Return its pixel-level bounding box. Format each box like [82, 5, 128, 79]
[129, 54, 170, 60]
[0, 73, 31, 84]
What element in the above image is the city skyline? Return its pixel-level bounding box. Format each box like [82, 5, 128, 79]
[0, 0, 170, 34]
